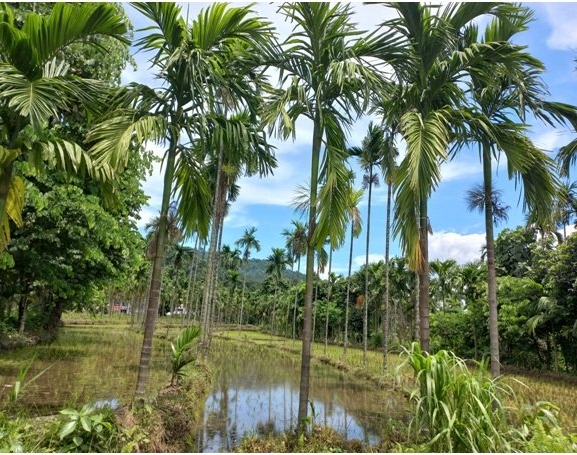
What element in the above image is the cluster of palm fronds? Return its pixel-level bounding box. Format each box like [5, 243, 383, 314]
[170, 326, 201, 386]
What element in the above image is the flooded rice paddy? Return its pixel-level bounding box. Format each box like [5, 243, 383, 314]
[195, 340, 408, 452]
[0, 324, 408, 451]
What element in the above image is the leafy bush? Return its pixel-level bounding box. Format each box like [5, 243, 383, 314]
[170, 325, 201, 385]
[47, 403, 119, 452]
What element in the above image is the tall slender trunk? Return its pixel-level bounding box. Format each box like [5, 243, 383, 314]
[239, 273, 246, 334]
[383, 182, 392, 371]
[18, 294, 28, 335]
[292, 256, 301, 343]
[200, 148, 226, 352]
[344, 223, 354, 358]
[183, 236, 199, 323]
[324, 247, 333, 354]
[363, 169, 373, 367]
[134, 143, 177, 401]
[483, 143, 500, 377]
[418, 198, 430, 352]
[271, 285, 278, 340]
[312, 270, 318, 347]
[297, 113, 322, 433]
[193, 242, 207, 323]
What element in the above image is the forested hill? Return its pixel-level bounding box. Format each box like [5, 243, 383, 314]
[239, 258, 305, 287]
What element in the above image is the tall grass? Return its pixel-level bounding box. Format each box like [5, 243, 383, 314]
[399, 342, 512, 452]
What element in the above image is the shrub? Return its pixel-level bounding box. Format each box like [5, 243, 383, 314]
[46, 403, 120, 452]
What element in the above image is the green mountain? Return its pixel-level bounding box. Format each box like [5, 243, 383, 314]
[239, 258, 305, 287]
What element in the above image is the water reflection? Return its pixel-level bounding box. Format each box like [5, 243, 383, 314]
[197, 340, 407, 452]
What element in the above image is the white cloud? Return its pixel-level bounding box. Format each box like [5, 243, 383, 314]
[353, 253, 385, 268]
[542, 4, 577, 51]
[441, 159, 482, 182]
[429, 231, 485, 264]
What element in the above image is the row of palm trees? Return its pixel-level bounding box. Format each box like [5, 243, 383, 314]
[4, 2, 577, 432]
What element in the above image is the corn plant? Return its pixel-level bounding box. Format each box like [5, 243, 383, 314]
[170, 325, 201, 385]
[398, 342, 512, 452]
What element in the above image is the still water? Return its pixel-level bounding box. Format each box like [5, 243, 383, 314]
[196, 340, 407, 452]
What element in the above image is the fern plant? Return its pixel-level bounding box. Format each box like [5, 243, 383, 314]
[170, 325, 201, 385]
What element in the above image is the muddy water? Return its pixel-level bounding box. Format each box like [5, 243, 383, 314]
[196, 340, 408, 452]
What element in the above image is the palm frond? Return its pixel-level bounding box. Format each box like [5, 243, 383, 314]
[0, 174, 25, 251]
[0, 64, 71, 131]
[88, 112, 168, 172]
[313, 143, 353, 250]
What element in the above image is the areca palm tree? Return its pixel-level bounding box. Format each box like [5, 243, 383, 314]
[0, 3, 129, 251]
[200, 117, 276, 351]
[264, 2, 386, 430]
[429, 259, 460, 311]
[380, 129, 398, 370]
[373, 2, 530, 353]
[349, 122, 385, 367]
[266, 247, 290, 337]
[456, 6, 577, 376]
[235, 226, 261, 332]
[88, 2, 276, 400]
[343, 187, 363, 358]
[282, 220, 307, 341]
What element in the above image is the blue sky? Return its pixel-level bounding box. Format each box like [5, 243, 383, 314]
[122, 2, 577, 277]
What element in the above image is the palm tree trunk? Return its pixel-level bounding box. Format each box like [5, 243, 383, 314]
[383, 182, 392, 371]
[324, 247, 333, 354]
[271, 285, 278, 341]
[239, 274, 246, 334]
[200, 148, 225, 353]
[193, 241, 207, 323]
[297, 113, 322, 433]
[418, 198, 430, 352]
[18, 294, 28, 335]
[344, 223, 354, 358]
[292, 256, 301, 344]
[134, 143, 176, 402]
[483, 143, 500, 377]
[363, 169, 373, 368]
